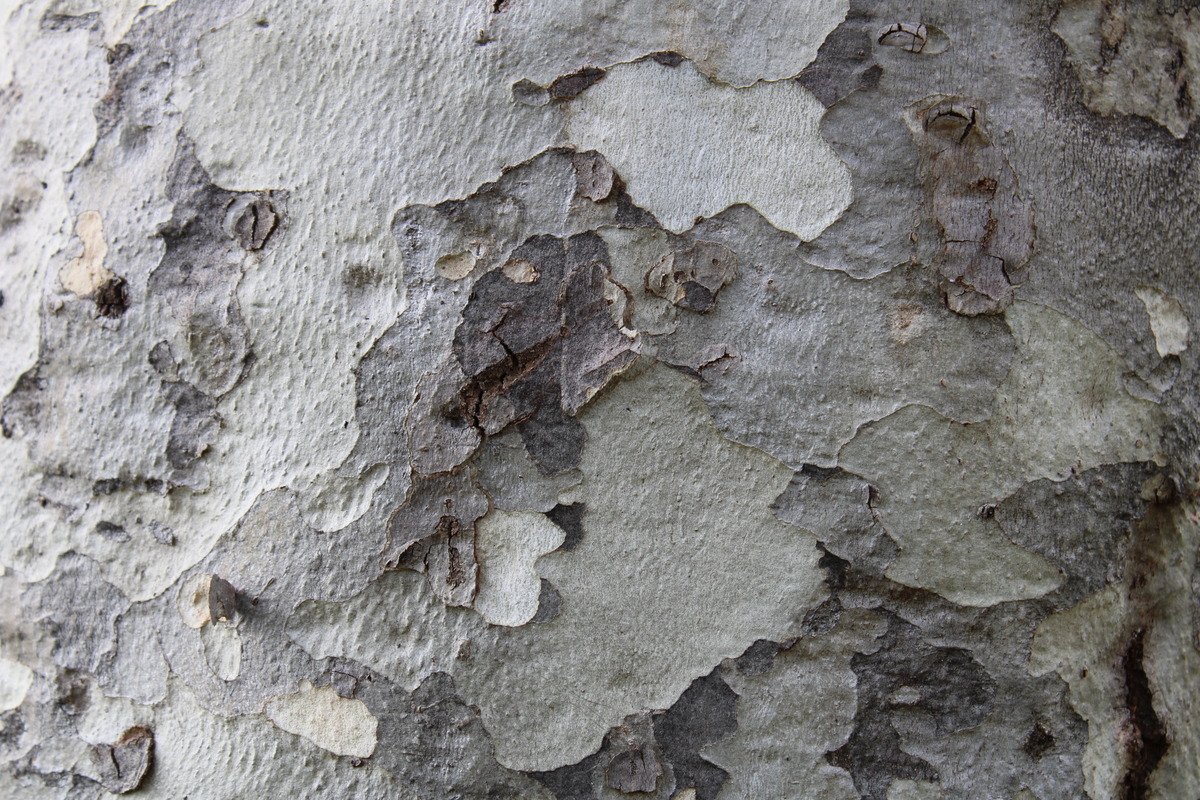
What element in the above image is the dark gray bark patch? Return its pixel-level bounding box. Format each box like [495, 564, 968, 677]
[652, 671, 738, 800]
[0, 175, 43, 233]
[730, 638, 787, 678]
[24, 554, 127, 674]
[528, 671, 737, 799]
[89, 725, 153, 794]
[532, 751, 604, 800]
[1022, 722, 1055, 761]
[996, 462, 1158, 603]
[530, 578, 562, 623]
[0, 367, 42, 439]
[93, 276, 128, 318]
[549, 67, 606, 101]
[92, 521, 130, 542]
[161, 380, 220, 471]
[1121, 629, 1169, 800]
[828, 614, 996, 800]
[649, 51, 685, 67]
[797, 8, 879, 108]
[361, 671, 546, 798]
[545, 502, 585, 551]
[453, 232, 634, 474]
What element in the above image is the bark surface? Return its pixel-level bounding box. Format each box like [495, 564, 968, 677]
[1, 1, 1198, 798]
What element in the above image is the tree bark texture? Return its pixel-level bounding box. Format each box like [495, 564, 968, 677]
[0, 1, 1198, 798]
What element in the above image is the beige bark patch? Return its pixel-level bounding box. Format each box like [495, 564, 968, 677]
[265, 681, 377, 758]
[59, 210, 113, 296]
[502, 258, 539, 284]
[473, 509, 565, 627]
[1136, 286, 1189, 357]
[567, 60, 850, 239]
[176, 573, 238, 629]
[436, 250, 477, 281]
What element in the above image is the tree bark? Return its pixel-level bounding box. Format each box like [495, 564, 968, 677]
[1, 1, 1197, 798]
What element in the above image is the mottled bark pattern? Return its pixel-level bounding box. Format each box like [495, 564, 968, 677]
[0, 1, 1196, 799]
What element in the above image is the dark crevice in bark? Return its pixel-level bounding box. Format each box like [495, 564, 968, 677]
[1120, 629, 1168, 800]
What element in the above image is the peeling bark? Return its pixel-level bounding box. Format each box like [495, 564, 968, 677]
[1, 2, 1197, 799]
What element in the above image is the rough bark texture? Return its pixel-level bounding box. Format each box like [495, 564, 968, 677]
[1, 1, 1198, 798]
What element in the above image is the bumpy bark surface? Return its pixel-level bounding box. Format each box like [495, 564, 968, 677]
[1, 1, 1197, 798]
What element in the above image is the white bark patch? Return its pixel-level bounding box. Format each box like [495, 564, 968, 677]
[498, 0, 848, 88]
[473, 509, 565, 627]
[265, 681, 378, 759]
[566, 60, 851, 239]
[59, 210, 113, 296]
[47, 0, 181, 47]
[201, 623, 242, 682]
[1136, 286, 1190, 357]
[0, 657, 34, 711]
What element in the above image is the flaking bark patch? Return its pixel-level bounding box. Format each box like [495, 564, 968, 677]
[529, 671, 736, 799]
[644, 241, 736, 313]
[89, 725, 153, 794]
[151, 139, 282, 397]
[910, 98, 1035, 316]
[383, 472, 488, 608]
[1054, 0, 1200, 138]
[453, 232, 635, 474]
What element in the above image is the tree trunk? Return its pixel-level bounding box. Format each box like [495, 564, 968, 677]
[1, 1, 1197, 798]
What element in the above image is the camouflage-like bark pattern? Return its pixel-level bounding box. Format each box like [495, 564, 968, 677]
[1, 1, 1196, 798]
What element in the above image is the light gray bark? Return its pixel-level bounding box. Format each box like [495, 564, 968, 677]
[0, 1, 1197, 798]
